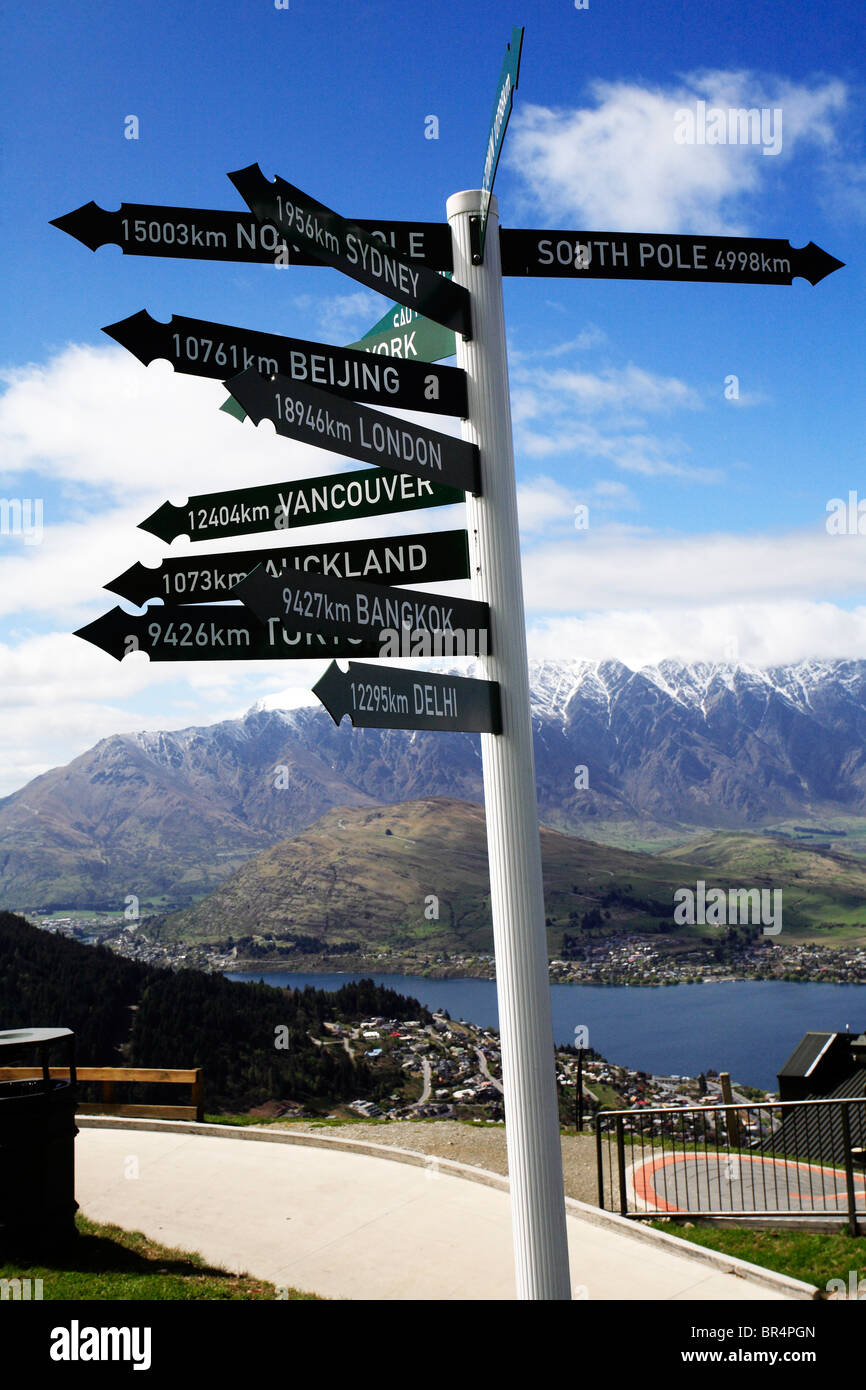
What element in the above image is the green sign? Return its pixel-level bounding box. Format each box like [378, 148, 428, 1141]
[346, 294, 456, 363]
[476, 25, 524, 263]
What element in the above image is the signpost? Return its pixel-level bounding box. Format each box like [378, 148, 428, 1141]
[74, 606, 389, 662]
[235, 564, 491, 653]
[57, 22, 845, 1305]
[51, 200, 453, 269]
[345, 300, 456, 363]
[446, 189, 572, 1300]
[229, 165, 472, 338]
[106, 529, 470, 606]
[475, 25, 524, 264]
[103, 311, 468, 416]
[313, 660, 502, 734]
[224, 369, 480, 494]
[138, 470, 463, 544]
[499, 228, 845, 285]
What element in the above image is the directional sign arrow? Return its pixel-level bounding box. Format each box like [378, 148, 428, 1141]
[235, 565, 491, 653]
[345, 300, 456, 363]
[138, 470, 463, 545]
[499, 229, 845, 285]
[313, 661, 502, 734]
[228, 165, 472, 338]
[106, 529, 470, 605]
[51, 200, 453, 270]
[51, 201, 845, 287]
[225, 369, 480, 495]
[103, 311, 467, 416]
[74, 606, 389, 662]
[476, 25, 524, 263]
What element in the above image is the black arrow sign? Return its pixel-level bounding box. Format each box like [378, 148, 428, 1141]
[106, 529, 470, 605]
[225, 369, 480, 495]
[228, 165, 471, 338]
[139, 469, 463, 545]
[52, 201, 844, 287]
[51, 200, 453, 270]
[235, 565, 491, 654]
[314, 661, 502, 734]
[499, 229, 844, 285]
[74, 606, 389, 662]
[103, 312, 467, 417]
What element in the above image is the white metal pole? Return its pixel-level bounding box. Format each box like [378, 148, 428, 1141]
[446, 189, 572, 1300]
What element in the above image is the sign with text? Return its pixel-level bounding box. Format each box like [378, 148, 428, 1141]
[345, 300, 456, 363]
[52, 200, 844, 287]
[138, 470, 464, 545]
[106, 529, 470, 605]
[104, 311, 467, 416]
[228, 165, 472, 337]
[235, 565, 491, 653]
[225, 369, 480, 494]
[499, 229, 845, 285]
[314, 660, 502, 734]
[74, 606, 389, 662]
[51, 200, 453, 269]
[476, 25, 524, 263]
